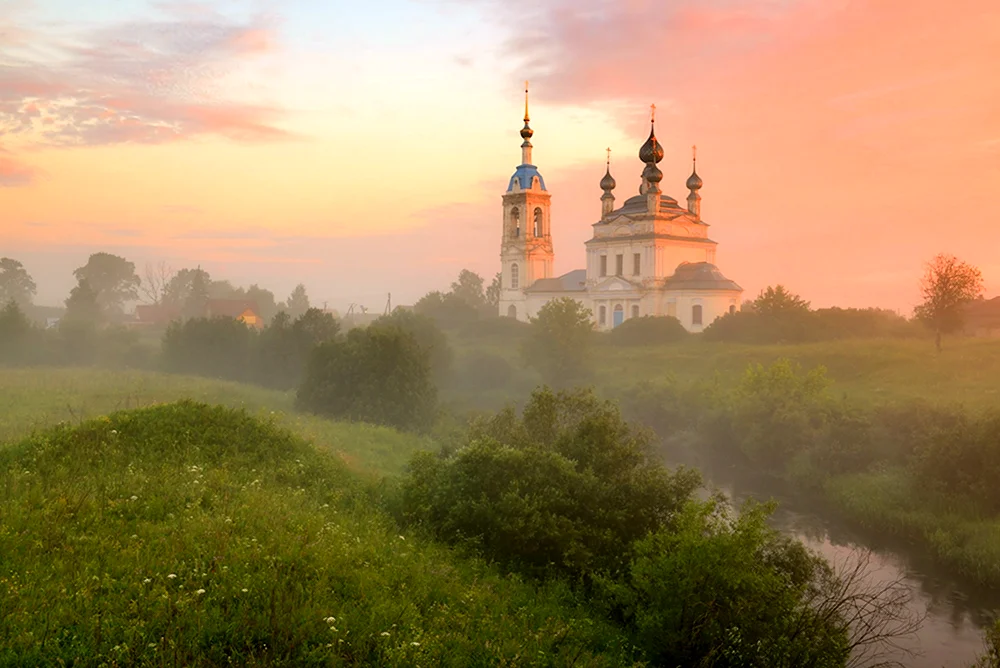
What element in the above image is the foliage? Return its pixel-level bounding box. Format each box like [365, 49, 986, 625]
[601, 499, 850, 668]
[0, 257, 37, 308]
[285, 283, 310, 319]
[73, 252, 141, 317]
[400, 387, 701, 580]
[485, 272, 502, 311]
[297, 325, 437, 432]
[607, 315, 689, 346]
[911, 411, 1000, 512]
[0, 402, 637, 666]
[702, 308, 819, 344]
[914, 253, 984, 350]
[63, 279, 104, 326]
[0, 300, 36, 365]
[162, 317, 258, 381]
[371, 309, 453, 382]
[413, 290, 479, 327]
[812, 307, 918, 339]
[971, 620, 1000, 668]
[244, 284, 279, 322]
[523, 297, 594, 388]
[254, 308, 340, 390]
[450, 269, 488, 313]
[746, 284, 811, 315]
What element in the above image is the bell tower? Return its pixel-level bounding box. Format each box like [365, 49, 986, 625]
[499, 82, 553, 321]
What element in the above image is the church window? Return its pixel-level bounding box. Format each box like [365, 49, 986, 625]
[599, 255, 607, 277]
[633, 253, 641, 276]
[729, 304, 736, 315]
[667, 301, 677, 318]
[511, 263, 519, 289]
[613, 304, 624, 328]
[615, 254, 623, 276]
[692, 304, 703, 326]
[599, 305, 606, 325]
[534, 208, 544, 237]
[508, 305, 517, 319]
[511, 207, 520, 238]
[631, 305, 639, 319]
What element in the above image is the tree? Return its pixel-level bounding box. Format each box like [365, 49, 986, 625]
[164, 267, 210, 307]
[400, 387, 701, 580]
[914, 253, 984, 352]
[523, 297, 594, 388]
[286, 283, 310, 319]
[485, 272, 502, 312]
[139, 261, 175, 305]
[296, 325, 437, 432]
[607, 315, 688, 346]
[73, 252, 140, 316]
[0, 258, 37, 309]
[451, 269, 487, 311]
[748, 285, 811, 316]
[63, 279, 103, 326]
[182, 268, 211, 319]
[162, 317, 256, 381]
[0, 300, 36, 365]
[372, 309, 453, 382]
[245, 284, 278, 322]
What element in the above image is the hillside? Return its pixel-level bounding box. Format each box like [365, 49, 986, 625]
[0, 401, 636, 665]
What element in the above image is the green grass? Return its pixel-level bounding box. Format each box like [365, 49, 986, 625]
[593, 336, 1000, 409]
[0, 368, 433, 478]
[0, 401, 636, 666]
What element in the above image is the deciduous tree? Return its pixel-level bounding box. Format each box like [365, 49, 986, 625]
[73, 252, 140, 316]
[523, 297, 594, 387]
[914, 253, 984, 351]
[285, 283, 310, 319]
[0, 258, 37, 309]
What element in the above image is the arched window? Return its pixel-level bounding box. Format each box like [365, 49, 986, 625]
[599, 305, 606, 325]
[507, 305, 517, 319]
[613, 304, 624, 328]
[533, 208, 543, 237]
[511, 263, 519, 289]
[729, 304, 736, 315]
[511, 207, 520, 238]
[631, 305, 640, 319]
[692, 304, 703, 326]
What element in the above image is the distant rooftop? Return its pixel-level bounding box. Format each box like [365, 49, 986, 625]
[525, 269, 587, 293]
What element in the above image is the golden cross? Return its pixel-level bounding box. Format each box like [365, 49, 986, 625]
[692, 144, 697, 163]
[606, 147, 611, 166]
[650, 103, 656, 123]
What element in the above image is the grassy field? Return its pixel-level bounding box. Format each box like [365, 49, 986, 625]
[0, 401, 634, 665]
[0, 368, 433, 478]
[593, 336, 1000, 410]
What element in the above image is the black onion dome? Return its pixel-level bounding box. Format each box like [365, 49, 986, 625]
[600, 168, 616, 191]
[686, 169, 703, 191]
[643, 161, 663, 184]
[639, 125, 664, 164]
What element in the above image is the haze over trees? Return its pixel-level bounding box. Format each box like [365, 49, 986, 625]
[73, 252, 140, 317]
[914, 253, 984, 351]
[522, 297, 594, 387]
[0, 258, 37, 308]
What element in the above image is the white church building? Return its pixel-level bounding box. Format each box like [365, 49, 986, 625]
[498, 90, 743, 332]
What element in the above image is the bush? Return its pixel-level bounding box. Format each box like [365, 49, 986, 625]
[703, 309, 820, 344]
[911, 411, 1000, 511]
[601, 500, 850, 667]
[606, 315, 688, 346]
[162, 317, 257, 381]
[297, 325, 437, 432]
[399, 387, 701, 580]
[254, 308, 341, 389]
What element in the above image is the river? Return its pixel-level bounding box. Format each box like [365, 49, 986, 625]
[688, 458, 999, 668]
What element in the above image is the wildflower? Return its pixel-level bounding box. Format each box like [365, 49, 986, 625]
[130, 495, 138, 501]
[325, 617, 336, 623]
[380, 631, 390, 637]
[398, 535, 405, 541]
[242, 588, 248, 593]
[196, 589, 206, 595]
[143, 578, 151, 584]
[411, 642, 420, 647]
[167, 574, 177, 579]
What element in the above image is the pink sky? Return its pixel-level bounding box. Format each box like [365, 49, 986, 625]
[2, 0, 998, 313]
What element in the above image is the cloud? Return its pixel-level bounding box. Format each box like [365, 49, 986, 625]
[0, 150, 38, 187]
[0, 6, 291, 147]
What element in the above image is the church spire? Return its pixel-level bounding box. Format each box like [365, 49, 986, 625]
[520, 81, 533, 165]
[640, 104, 663, 213]
[600, 147, 616, 219]
[686, 144, 703, 220]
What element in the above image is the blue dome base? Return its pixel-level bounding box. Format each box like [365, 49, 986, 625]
[508, 164, 547, 192]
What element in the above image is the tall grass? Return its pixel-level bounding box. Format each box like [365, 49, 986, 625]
[0, 402, 636, 666]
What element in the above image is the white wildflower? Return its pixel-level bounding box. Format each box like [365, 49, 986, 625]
[380, 631, 390, 637]
[411, 642, 420, 647]
[143, 578, 151, 584]
[196, 589, 206, 595]
[130, 495, 138, 501]
[167, 574, 177, 579]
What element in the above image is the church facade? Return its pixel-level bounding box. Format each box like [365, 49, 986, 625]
[498, 91, 743, 332]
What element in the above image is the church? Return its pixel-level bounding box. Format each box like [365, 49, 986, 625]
[498, 88, 743, 332]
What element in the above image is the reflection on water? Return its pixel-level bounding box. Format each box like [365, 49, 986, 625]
[696, 459, 999, 668]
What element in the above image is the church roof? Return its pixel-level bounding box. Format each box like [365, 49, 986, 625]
[525, 269, 587, 293]
[508, 164, 547, 192]
[610, 193, 695, 218]
[663, 262, 742, 291]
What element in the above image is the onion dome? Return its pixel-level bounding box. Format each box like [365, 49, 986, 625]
[686, 169, 702, 191]
[642, 160, 663, 185]
[600, 168, 616, 191]
[520, 121, 533, 141]
[639, 126, 664, 164]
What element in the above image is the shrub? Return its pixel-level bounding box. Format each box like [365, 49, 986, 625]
[601, 499, 850, 667]
[297, 325, 437, 432]
[702, 309, 820, 344]
[606, 315, 688, 346]
[162, 316, 256, 381]
[399, 387, 701, 580]
[254, 308, 341, 389]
